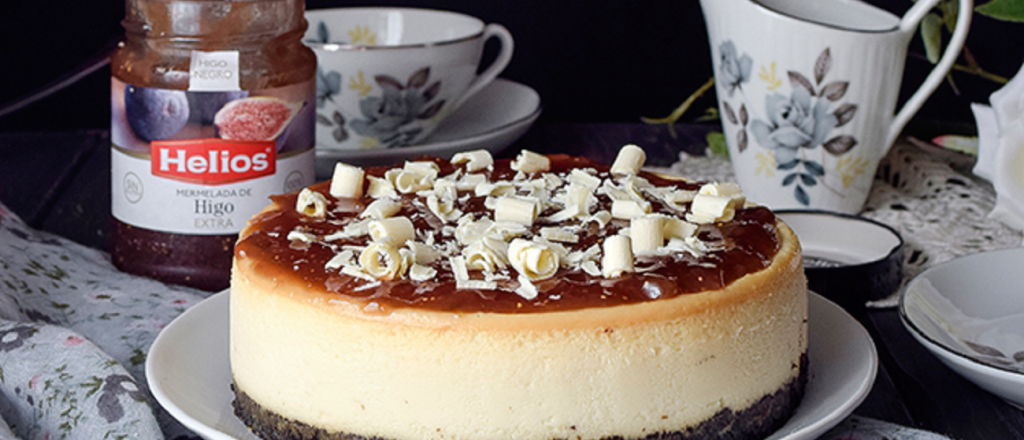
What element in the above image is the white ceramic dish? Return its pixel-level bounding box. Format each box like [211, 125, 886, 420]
[147, 291, 876, 440]
[777, 210, 904, 308]
[900, 247, 1024, 408]
[313, 78, 541, 177]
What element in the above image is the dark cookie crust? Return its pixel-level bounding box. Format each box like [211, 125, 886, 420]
[232, 353, 808, 440]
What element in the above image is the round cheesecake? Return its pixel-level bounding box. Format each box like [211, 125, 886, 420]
[230, 147, 808, 440]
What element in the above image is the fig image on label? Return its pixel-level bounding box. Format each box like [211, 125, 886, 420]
[188, 90, 250, 125]
[213, 96, 301, 141]
[124, 85, 190, 141]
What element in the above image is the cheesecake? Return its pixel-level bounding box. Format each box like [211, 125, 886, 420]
[229, 145, 808, 440]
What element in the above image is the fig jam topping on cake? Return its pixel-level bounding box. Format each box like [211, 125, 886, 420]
[234, 145, 780, 313]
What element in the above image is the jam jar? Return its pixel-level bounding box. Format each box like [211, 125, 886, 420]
[110, 0, 317, 291]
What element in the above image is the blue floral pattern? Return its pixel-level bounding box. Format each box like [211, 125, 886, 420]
[718, 43, 859, 206]
[349, 68, 446, 149]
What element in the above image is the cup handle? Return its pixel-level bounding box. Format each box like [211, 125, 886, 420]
[453, 24, 515, 109]
[885, 0, 973, 152]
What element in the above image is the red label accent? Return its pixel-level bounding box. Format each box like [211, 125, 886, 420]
[151, 138, 276, 185]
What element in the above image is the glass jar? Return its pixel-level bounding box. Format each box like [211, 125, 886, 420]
[110, 0, 317, 291]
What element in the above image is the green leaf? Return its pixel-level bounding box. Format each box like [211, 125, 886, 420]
[921, 12, 943, 64]
[940, 0, 960, 30]
[706, 131, 729, 158]
[976, 0, 1024, 22]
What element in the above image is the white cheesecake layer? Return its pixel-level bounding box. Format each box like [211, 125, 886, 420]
[229, 223, 807, 440]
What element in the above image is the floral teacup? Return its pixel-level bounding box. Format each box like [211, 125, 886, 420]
[700, 0, 971, 213]
[304, 7, 513, 151]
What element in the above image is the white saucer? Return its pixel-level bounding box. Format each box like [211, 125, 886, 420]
[313, 78, 541, 177]
[147, 291, 876, 440]
[901, 247, 1024, 408]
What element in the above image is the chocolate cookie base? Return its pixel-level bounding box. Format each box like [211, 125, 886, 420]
[232, 353, 808, 440]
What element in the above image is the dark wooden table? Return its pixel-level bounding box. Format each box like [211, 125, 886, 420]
[2, 123, 1023, 439]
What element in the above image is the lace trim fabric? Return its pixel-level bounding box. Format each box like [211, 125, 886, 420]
[651, 139, 1024, 308]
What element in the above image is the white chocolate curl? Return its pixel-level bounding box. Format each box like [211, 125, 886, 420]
[368, 216, 415, 245]
[687, 193, 738, 224]
[330, 162, 365, 198]
[463, 237, 509, 272]
[610, 144, 646, 175]
[630, 215, 664, 254]
[611, 199, 651, 219]
[360, 198, 401, 220]
[511, 150, 551, 173]
[296, 188, 328, 218]
[494, 196, 540, 226]
[451, 149, 494, 172]
[602, 235, 633, 278]
[508, 238, 559, 281]
[359, 241, 406, 280]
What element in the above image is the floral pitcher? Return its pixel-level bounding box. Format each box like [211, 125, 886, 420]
[700, 0, 972, 213]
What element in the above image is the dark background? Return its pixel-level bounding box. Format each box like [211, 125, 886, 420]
[2, 0, 1022, 134]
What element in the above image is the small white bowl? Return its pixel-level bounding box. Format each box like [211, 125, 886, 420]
[900, 247, 1024, 408]
[777, 210, 904, 310]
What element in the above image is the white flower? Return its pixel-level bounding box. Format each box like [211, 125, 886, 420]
[972, 61, 1024, 232]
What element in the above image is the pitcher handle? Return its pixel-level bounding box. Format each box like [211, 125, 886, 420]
[885, 0, 973, 152]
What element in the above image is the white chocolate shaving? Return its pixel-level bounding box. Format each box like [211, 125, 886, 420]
[507, 238, 559, 281]
[515, 274, 539, 300]
[611, 199, 651, 219]
[584, 210, 613, 229]
[360, 198, 401, 220]
[630, 215, 664, 254]
[610, 144, 646, 175]
[366, 175, 398, 199]
[408, 264, 437, 282]
[325, 250, 356, 270]
[698, 182, 743, 198]
[687, 193, 737, 224]
[433, 177, 458, 201]
[456, 173, 487, 191]
[494, 196, 540, 226]
[463, 237, 509, 272]
[286, 229, 317, 243]
[451, 149, 493, 172]
[324, 218, 372, 241]
[358, 241, 406, 280]
[567, 168, 602, 189]
[580, 260, 601, 276]
[510, 150, 550, 173]
[475, 181, 516, 197]
[368, 217, 415, 245]
[405, 242, 441, 265]
[540, 226, 579, 243]
[426, 194, 463, 223]
[329, 162, 365, 199]
[601, 235, 633, 278]
[662, 218, 697, 241]
[296, 188, 328, 218]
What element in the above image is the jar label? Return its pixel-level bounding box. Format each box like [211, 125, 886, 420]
[110, 77, 316, 235]
[188, 50, 241, 91]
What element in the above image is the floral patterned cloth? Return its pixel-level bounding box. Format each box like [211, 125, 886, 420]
[0, 185, 958, 439]
[0, 203, 208, 439]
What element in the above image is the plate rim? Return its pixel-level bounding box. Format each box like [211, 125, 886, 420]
[148, 290, 876, 440]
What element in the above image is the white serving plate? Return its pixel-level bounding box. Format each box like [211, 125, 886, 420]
[148, 291, 876, 440]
